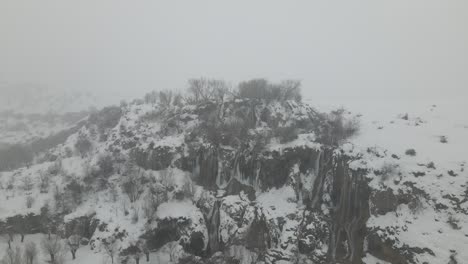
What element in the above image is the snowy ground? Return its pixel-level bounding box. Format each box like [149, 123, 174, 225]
[0, 234, 107, 264]
[0, 233, 187, 264]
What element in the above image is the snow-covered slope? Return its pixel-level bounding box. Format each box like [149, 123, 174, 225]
[0, 93, 466, 264]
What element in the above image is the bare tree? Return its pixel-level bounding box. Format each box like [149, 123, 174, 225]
[22, 175, 33, 191]
[139, 239, 150, 262]
[1, 246, 22, 264]
[101, 236, 119, 264]
[159, 90, 173, 107]
[122, 242, 143, 264]
[16, 216, 27, 243]
[67, 235, 81, 260]
[41, 234, 63, 263]
[25, 196, 34, 209]
[143, 91, 158, 106]
[186, 78, 229, 104]
[2, 229, 15, 249]
[142, 183, 167, 219]
[24, 242, 38, 264]
[122, 168, 144, 203]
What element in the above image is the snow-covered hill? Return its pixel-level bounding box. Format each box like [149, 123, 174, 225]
[0, 87, 466, 264]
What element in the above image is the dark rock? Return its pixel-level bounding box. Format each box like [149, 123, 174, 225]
[141, 218, 189, 250]
[371, 189, 399, 215]
[448, 170, 458, 177]
[224, 178, 256, 200]
[246, 209, 271, 252]
[412, 171, 426, 177]
[64, 214, 99, 239]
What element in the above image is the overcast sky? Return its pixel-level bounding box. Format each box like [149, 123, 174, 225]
[1, 0, 467, 110]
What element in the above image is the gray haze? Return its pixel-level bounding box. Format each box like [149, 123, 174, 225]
[1, 0, 467, 111]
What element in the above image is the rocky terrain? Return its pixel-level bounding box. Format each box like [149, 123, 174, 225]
[0, 82, 466, 264]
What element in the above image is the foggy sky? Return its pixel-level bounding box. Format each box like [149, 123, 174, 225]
[1, 0, 467, 109]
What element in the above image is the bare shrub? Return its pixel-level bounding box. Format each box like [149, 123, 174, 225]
[75, 133, 92, 157]
[237, 79, 302, 102]
[426, 161, 436, 169]
[143, 183, 168, 219]
[47, 160, 63, 176]
[88, 106, 122, 135]
[316, 108, 360, 146]
[186, 78, 230, 104]
[1, 246, 22, 264]
[39, 172, 50, 193]
[67, 235, 81, 260]
[439, 135, 448, 143]
[121, 240, 147, 264]
[122, 165, 145, 203]
[6, 175, 14, 190]
[26, 196, 34, 209]
[22, 175, 33, 191]
[173, 93, 184, 107]
[143, 91, 158, 106]
[274, 126, 299, 143]
[1, 231, 15, 250]
[408, 196, 424, 214]
[97, 154, 114, 178]
[63, 179, 83, 210]
[377, 162, 399, 182]
[53, 185, 66, 214]
[447, 215, 461, 230]
[101, 236, 120, 264]
[131, 207, 140, 224]
[109, 183, 119, 202]
[405, 149, 417, 156]
[159, 90, 173, 107]
[238, 79, 269, 100]
[24, 241, 38, 264]
[41, 234, 63, 264]
[95, 154, 114, 189]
